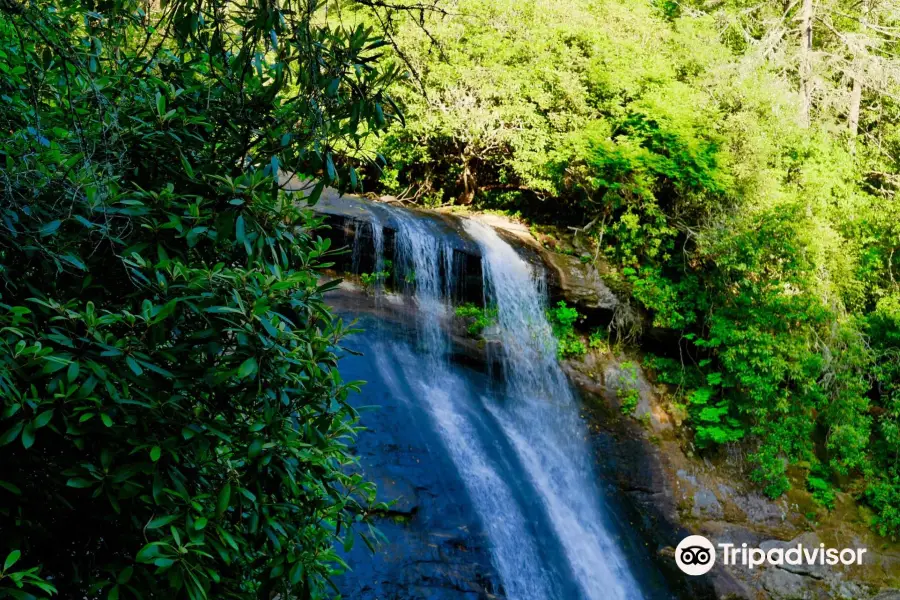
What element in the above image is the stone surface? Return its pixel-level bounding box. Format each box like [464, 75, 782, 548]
[676, 469, 699, 487]
[542, 251, 619, 311]
[837, 582, 872, 599]
[732, 492, 789, 527]
[692, 488, 724, 520]
[760, 534, 828, 580]
[761, 568, 820, 600]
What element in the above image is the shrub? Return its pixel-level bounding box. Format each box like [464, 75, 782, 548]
[0, 550, 57, 598]
[0, 0, 399, 596]
[807, 467, 836, 511]
[867, 476, 900, 538]
[589, 328, 609, 351]
[617, 387, 641, 415]
[361, 270, 392, 292]
[548, 301, 587, 358]
[616, 361, 640, 415]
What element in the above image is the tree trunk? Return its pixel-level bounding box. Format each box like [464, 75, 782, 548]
[799, 0, 814, 126]
[849, 77, 862, 139]
[848, 2, 871, 150]
[456, 157, 475, 205]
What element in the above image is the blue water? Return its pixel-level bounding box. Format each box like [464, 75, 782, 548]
[335, 315, 673, 599]
[332, 206, 674, 599]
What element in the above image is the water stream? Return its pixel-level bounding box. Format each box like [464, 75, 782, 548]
[333, 204, 673, 599]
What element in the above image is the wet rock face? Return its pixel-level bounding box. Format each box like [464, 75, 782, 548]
[542, 252, 618, 314]
[336, 358, 503, 600]
[320, 290, 506, 600]
[569, 347, 900, 600]
[307, 193, 628, 319]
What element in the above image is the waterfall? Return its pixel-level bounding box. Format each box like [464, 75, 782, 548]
[372, 218, 384, 275]
[345, 205, 650, 599]
[463, 220, 641, 600]
[350, 219, 366, 275]
[387, 210, 556, 599]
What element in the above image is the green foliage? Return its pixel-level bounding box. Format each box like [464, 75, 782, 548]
[0, 550, 57, 599]
[359, 259, 395, 292]
[589, 328, 609, 351]
[548, 301, 580, 330]
[865, 292, 900, 537]
[361, 270, 392, 292]
[617, 362, 640, 415]
[618, 388, 640, 416]
[454, 303, 498, 336]
[366, 0, 900, 521]
[686, 386, 744, 449]
[643, 354, 704, 390]
[547, 301, 587, 358]
[0, 0, 401, 596]
[807, 466, 836, 511]
[559, 338, 588, 359]
[867, 476, 900, 539]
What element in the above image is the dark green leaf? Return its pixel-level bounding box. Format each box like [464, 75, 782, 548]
[39, 220, 61, 237]
[0, 422, 23, 446]
[4, 550, 21, 571]
[33, 410, 53, 429]
[216, 482, 231, 518]
[66, 478, 94, 489]
[21, 423, 35, 449]
[147, 514, 179, 529]
[237, 357, 258, 379]
[117, 566, 133, 584]
[126, 356, 143, 376]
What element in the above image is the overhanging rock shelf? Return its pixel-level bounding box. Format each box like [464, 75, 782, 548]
[303, 190, 621, 325]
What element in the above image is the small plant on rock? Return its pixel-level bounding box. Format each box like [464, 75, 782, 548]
[589, 328, 609, 352]
[617, 361, 641, 415]
[548, 301, 587, 358]
[361, 270, 391, 292]
[807, 464, 836, 510]
[455, 303, 499, 335]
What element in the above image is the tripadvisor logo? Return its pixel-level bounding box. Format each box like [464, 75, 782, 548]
[675, 535, 867, 576]
[675, 535, 716, 576]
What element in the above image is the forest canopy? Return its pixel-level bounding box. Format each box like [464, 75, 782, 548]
[355, 0, 900, 540]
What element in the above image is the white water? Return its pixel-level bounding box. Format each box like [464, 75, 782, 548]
[388, 211, 556, 599]
[464, 220, 641, 600]
[360, 206, 644, 599]
[351, 217, 386, 293]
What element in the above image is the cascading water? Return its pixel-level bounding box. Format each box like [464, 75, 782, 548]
[333, 201, 670, 600]
[385, 210, 556, 599]
[351, 217, 385, 288]
[463, 220, 641, 600]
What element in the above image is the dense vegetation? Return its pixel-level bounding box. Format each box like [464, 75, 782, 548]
[0, 0, 407, 597]
[5, 0, 900, 595]
[354, 0, 900, 539]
